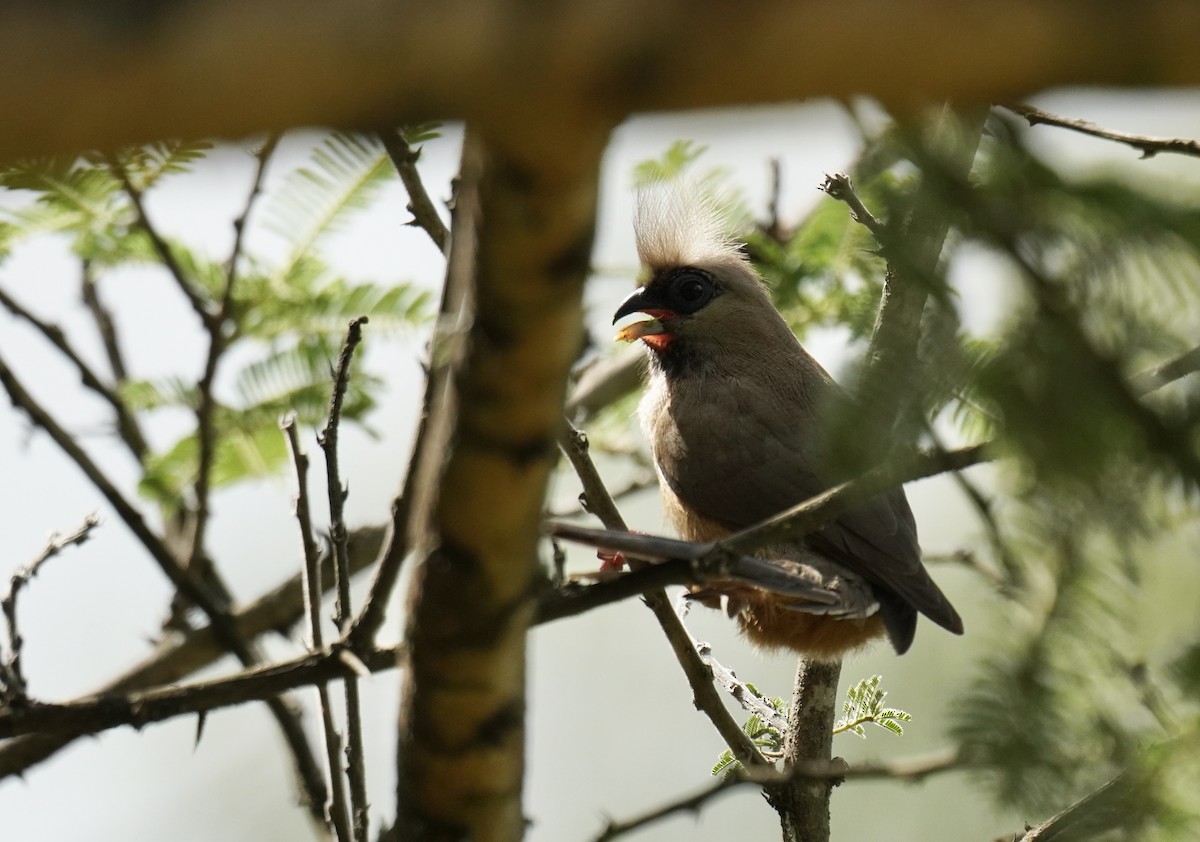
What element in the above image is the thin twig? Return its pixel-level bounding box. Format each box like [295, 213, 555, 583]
[695, 642, 788, 732]
[819, 171, 886, 241]
[185, 135, 279, 608]
[105, 153, 215, 328]
[318, 318, 370, 842]
[0, 349, 331, 825]
[0, 643, 405, 742]
[593, 748, 961, 842]
[0, 284, 147, 458]
[1, 515, 100, 701]
[80, 259, 130, 383]
[1000, 102, 1200, 160]
[348, 168, 469, 648]
[558, 422, 769, 770]
[378, 128, 450, 253]
[0, 523, 389, 781]
[285, 417, 352, 842]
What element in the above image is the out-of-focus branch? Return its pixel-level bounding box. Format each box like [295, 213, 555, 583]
[0, 285, 148, 459]
[566, 348, 644, 423]
[6, 1, 1200, 162]
[394, 125, 606, 841]
[379, 128, 450, 253]
[1001, 102, 1200, 160]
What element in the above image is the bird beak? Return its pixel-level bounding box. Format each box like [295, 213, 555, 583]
[612, 287, 674, 342]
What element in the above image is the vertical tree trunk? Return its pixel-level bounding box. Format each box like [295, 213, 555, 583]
[769, 658, 842, 842]
[394, 124, 607, 841]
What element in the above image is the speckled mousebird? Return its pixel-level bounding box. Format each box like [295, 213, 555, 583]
[612, 187, 963, 659]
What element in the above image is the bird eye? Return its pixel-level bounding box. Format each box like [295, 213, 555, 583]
[669, 270, 713, 312]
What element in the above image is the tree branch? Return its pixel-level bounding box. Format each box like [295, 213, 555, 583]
[6, 2, 1200, 163]
[558, 424, 770, 771]
[106, 154, 215, 329]
[0, 643, 405, 742]
[1001, 102, 1200, 159]
[0, 524, 388, 780]
[379, 128, 450, 254]
[1, 515, 100, 702]
[394, 125, 606, 840]
[0, 284, 148, 459]
[594, 747, 961, 842]
[318, 318, 370, 842]
[285, 418, 352, 842]
[0, 349, 331, 824]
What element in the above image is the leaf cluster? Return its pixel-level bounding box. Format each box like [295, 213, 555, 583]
[0, 132, 432, 506]
[833, 674, 911, 739]
[711, 684, 786, 780]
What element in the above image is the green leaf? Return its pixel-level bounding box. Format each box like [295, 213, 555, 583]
[632, 140, 710, 186]
[262, 132, 393, 283]
[95, 141, 215, 191]
[399, 122, 443, 147]
[235, 263, 429, 340]
[834, 675, 911, 740]
[118, 377, 197, 412]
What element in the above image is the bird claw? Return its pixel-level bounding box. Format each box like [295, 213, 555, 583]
[596, 548, 627, 573]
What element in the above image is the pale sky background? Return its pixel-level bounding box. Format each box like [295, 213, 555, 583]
[2, 91, 1200, 842]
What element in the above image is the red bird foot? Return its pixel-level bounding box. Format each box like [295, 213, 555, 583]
[595, 530, 651, 574]
[597, 548, 627, 573]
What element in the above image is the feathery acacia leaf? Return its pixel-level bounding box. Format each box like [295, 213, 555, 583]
[263, 132, 393, 281]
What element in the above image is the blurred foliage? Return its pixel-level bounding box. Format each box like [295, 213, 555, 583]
[0, 132, 431, 508]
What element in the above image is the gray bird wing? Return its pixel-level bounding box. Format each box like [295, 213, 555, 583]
[654, 376, 963, 636]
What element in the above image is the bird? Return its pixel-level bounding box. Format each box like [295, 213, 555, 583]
[611, 186, 963, 660]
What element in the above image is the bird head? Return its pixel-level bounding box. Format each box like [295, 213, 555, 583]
[612, 185, 791, 363]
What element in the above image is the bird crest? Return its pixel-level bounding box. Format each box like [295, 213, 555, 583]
[633, 182, 746, 274]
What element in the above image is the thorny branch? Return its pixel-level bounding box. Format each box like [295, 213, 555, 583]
[187, 133, 279, 585]
[0, 349, 331, 825]
[284, 418, 352, 842]
[106, 154, 215, 329]
[1, 515, 100, 702]
[347, 138, 459, 649]
[318, 317, 371, 842]
[1001, 102, 1200, 160]
[559, 423, 769, 771]
[0, 524, 388, 779]
[0, 643, 405, 742]
[379, 127, 450, 253]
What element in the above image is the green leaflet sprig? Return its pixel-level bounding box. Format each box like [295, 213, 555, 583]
[833, 675, 912, 739]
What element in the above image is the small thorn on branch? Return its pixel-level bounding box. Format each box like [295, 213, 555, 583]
[1, 514, 100, 703]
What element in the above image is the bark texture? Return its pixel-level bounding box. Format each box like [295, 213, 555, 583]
[394, 126, 606, 841]
[4, 1, 1200, 161]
